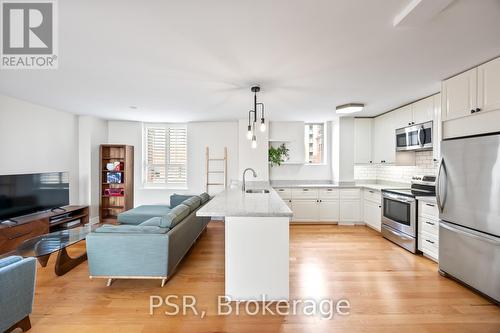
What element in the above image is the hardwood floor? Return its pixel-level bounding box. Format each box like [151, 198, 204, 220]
[29, 222, 500, 333]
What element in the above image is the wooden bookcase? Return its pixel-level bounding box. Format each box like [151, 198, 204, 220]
[99, 145, 134, 224]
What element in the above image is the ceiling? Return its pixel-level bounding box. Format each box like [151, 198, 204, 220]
[1, 0, 500, 122]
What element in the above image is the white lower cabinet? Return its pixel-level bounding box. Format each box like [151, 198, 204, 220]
[339, 199, 361, 223]
[363, 188, 382, 231]
[291, 199, 318, 222]
[417, 199, 439, 262]
[318, 200, 339, 221]
[276, 187, 364, 224]
[339, 189, 362, 224]
[364, 200, 381, 231]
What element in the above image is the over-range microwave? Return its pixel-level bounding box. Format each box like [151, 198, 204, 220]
[395, 121, 433, 151]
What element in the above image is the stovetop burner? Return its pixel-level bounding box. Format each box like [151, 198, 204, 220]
[382, 175, 436, 198]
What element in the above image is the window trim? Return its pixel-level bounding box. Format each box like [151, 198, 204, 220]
[142, 123, 188, 190]
[304, 122, 327, 165]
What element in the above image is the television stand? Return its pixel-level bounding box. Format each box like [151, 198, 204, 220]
[0, 205, 89, 255]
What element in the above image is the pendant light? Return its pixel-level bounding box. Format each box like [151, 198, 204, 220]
[247, 86, 265, 148]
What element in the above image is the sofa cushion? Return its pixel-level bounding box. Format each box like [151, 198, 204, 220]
[182, 196, 201, 212]
[170, 194, 194, 208]
[95, 224, 169, 234]
[161, 204, 190, 228]
[138, 217, 163, 227]
[118, 205, 171, 225]
[199, 192, 210, 204]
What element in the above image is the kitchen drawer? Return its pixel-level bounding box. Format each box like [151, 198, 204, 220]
[292, 188, 318, 199]
[318, 188, 339, 200]
[274, 187, 291, 199]
[419, 200, 439, 218]
[421, 230, 439, 260]
[340, 188, 361, 200]
[363, 188, 381, 204]
[420, 216, 439, 235]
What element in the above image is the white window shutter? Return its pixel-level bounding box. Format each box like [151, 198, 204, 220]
[167, 127, 187, 185]
[146, 126, 167, 184]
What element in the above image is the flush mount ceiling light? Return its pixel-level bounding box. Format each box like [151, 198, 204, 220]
[246, 86, 266, 149]
[336, 103, 364, 114]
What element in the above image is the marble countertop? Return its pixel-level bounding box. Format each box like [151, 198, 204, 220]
[270, 180, 409, 191]
[196, 182, 293, 218]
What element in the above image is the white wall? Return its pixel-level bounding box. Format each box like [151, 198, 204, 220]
[78, 116, 108, 221]
[238, 119, 269, 181]
[0, 94, 80, 204]
[331, 117, 356, 182]
[269, 121, 332, 181]
[107, 120, 239, 206]
[188, 122, 239, 195]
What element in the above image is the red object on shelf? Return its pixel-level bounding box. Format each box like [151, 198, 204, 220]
[104, 188, 124, 196]
[114, 162, 123, 171]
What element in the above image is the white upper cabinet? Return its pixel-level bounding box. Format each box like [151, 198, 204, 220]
[392, 105, 413, 129]
[442, 68, 478, 121]
[441, 57, 500, 139]
[478, 57, 500, 113]
[354, 118, 373, 164]
[412, 96, 434, 125]
[372, 112, 395, 164]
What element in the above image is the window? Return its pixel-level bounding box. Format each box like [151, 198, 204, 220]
[304, 123, 325, 164]
[144, 124, 187, 188]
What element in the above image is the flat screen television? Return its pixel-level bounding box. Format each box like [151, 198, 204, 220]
[0, 172, 69, 221]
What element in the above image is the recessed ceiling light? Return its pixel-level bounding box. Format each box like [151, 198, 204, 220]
[336, 103, 364, 114]
[129, 105, 138, 109]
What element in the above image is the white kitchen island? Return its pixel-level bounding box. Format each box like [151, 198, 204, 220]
[197, 182, 292, 301]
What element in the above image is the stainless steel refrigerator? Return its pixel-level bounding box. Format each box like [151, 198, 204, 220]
[437, 132, 500, 303]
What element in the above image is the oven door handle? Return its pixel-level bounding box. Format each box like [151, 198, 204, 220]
[383, 226, 413, 241]
[382, 192, 415, 203]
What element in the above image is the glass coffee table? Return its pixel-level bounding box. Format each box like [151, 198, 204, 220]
[14, 225, 97, 276]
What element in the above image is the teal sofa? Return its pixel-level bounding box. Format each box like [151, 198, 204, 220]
[86, 193, 211, 287]
[0, 256, 36, 332]
[117, 193, 205, 225]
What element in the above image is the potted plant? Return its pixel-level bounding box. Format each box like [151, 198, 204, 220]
[268, 143, 290, 167]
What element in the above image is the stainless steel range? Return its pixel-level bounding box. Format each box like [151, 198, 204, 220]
[381, 175, 436, 253]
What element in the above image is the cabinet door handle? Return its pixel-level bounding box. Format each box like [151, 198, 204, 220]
[425, 203, 435, 207]
[476, 108, 481, 112]
[303, 189, 309, 191]
[425, 239, 435, 244]
[327, 189, 333, 191]
[471, 109, 476, 114]
[425, 221, 435, 226]
[278, 189, 284, 192]
[369, 190, 374, 193]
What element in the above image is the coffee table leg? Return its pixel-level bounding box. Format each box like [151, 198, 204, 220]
[37, 254, 51, 267]
[54, 247, 87, 276]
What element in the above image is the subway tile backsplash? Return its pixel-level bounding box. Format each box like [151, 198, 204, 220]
[354, 151, 437, 183]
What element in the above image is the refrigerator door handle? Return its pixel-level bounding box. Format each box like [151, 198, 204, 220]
[440, 221, 500, 246]
[436, 158, 446, 213]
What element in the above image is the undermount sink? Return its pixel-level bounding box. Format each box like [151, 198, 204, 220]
[245, 189, 270, 194]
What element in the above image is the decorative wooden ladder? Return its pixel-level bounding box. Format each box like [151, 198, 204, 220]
[205, 147, 227, 193]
